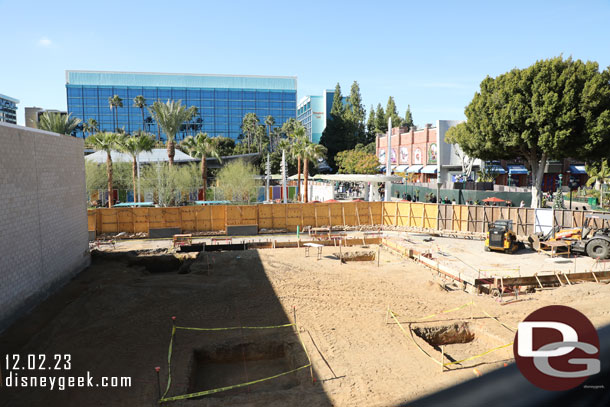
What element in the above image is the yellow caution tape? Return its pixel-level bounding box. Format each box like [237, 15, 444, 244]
[443, 342, 513, 367]
[389, 310, 443, 366]
[175, 323, 295, 331]
[417, 301, 474, 321]
[473, 304, 517, 332]
[159, 363, 311, 402]
[161, 325, 176, 399]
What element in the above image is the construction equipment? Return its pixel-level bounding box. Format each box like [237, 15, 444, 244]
[485, 219, 520, 254]
[529, 213, 610, 259]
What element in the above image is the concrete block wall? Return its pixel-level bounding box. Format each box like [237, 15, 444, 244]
[0, 123, 90, 332]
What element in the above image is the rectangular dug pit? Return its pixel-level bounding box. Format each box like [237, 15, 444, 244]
[412, 321, 475, 346]
[188, 340, 302, 396]
[334, 250, 376, 263]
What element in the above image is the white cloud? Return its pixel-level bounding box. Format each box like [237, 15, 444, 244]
[37, 37, 53, 47]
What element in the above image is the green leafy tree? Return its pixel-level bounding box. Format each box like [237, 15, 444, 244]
[140, 163, 200, 206]
[320, 83, 349, 171]
[82, 118, 99, 138]
[87, 132, 120, 207]
[375, 104, 387, 134]
[404, 105, 414, 129]
[213, 136, 236, 157]
[366, 105, 376, 143]
[180, 132, 222, 201]
[303, 142, 327, 203]
[148, 100, 195, 167]
[449, 56, 610, 207]
[280, 117, 301, 139]
[38, 112, 81, 135]
[108, 95, 123, 131]
[385, 96, 403, 127]
[335, 148, 379, 174]
[345, 81, 366, 144]
[117, 132, 155, 202]
[216, 160, 261, 203]
[254, 124, 268, 153]
[586, 160, 610, 191]
[133, 95, 147, 131]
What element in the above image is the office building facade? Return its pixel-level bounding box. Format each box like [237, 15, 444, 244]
[66, 71, 297, 141]
[297, 89, 345, 143]
[0, 93, 19, 124]
[25, 107, 68, 129]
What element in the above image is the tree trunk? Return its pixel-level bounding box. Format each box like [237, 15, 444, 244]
[201, 156, 207, 201]
[107, 152, 113, 208]
[132, 157, 137, 203]
[528, 152, 547, 208]
[304, 158, 309, 203]
[167, 139, 175, 167]
[268, 126, 272, 152]
[297, 157, 301, 202]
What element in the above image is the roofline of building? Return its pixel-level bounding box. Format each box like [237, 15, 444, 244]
[65, 70, 297, 83]
[0, 93, 20, 104]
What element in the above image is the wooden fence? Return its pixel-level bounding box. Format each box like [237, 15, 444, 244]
[88, 202, 610, 237]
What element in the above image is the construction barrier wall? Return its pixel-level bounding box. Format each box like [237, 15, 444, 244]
[87, 202, 610, 237]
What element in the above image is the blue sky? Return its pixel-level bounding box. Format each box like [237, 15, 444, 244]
[1, 0, 609, 126]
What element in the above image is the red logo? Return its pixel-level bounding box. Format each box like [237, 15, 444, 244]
[514, 305, 600, 391]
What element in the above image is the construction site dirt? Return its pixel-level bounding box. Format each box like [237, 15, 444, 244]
[1, 237, 610, 406]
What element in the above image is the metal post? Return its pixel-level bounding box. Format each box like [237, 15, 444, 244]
[282, 150, 288, 204]
[385, 117, 392, 202]
[266, 153, 271, 203]
[136, 154, 141, 203]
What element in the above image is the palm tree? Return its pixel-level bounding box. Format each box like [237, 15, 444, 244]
[148, 100, 195, 166]
[133, 95, 147, 131]
[302, 142, 327, 203]
[289, 127, 308, 202]
[265, 115, 275, 151]
[108, 95, 123, 131]
[586, 160, 610, 207]
[38, 112, 81, 135]
[117, 132, 155, 202]
[241, 113, 259, 153]
[180, 132, 222, 201]
[87, 132, 119, 207]
[82, 118, 99, 138]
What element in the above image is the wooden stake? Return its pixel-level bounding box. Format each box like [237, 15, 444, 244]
[441, 346, 445, 372]
[377, 244, 381, 267]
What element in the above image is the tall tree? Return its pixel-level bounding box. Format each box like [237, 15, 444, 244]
[320, 83, 348, 171]
[345, 81, 366, 144]
[385, 96, 402, 127]
[83, 118, 99, 138]
[117, 132, 155, 202]
[265, 115, 275, 151]
[241, 112, 260, 153]
[254, 124, 267, 152]
[366, 105, 376, 143]
[404, 105, 414, 129]
[180, 132, 222, 201]
[280, 118, 301, 139]
[108, 95, 123, 132]
[133, 95, 147, 131]
[335, 148, 379, 174]
[38, 112, 81, 135]
[375, 104, 387, 134]
[87, 132, 119, 207]
[289, 126, 308, 201]
[448, 56, 610, 207]
[148, 100, 195, 166]
[302, 142, 327, 203]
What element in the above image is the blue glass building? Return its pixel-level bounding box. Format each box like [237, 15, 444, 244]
[0, 93, 19, 124]
[66, 71, 297, 141]
[297, 89, 346, 143]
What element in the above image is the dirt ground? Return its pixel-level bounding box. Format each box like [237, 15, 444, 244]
[1, 241, 610, 407]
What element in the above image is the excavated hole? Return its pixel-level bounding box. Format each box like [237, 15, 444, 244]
[412, 321, 475, 346]
[188, 341, 301, 396]
[334, 250, 376, 262]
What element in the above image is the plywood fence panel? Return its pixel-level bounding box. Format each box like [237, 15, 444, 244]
[88, 210, 96, 232]
[301, 203, 316, 228]
[226, 205, 257, 226]
[383, 202, 397, 226]
[314, 203, 332, 227]
[370, 202, 383, 225]
[257, 205, 273, 229]
[329, 203, 343, 227]
[423, 203, 438, 229]
[180, 206, 196, 232]
[100, 209, 118, 234]
[117, 209, 135, 233]
[396, 202, 410, 226]
[341, 203, 357, 226]
[285, 204, 303, 232]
